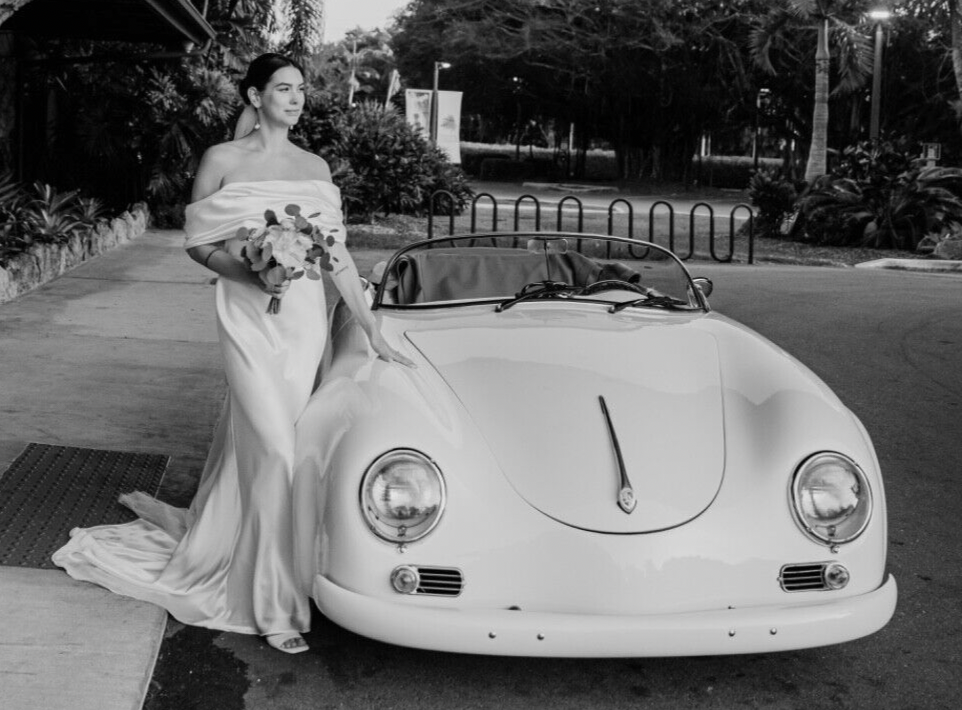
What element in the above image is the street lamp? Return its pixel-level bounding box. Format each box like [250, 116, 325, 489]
[753, 88, 772, 172]
[868, 8, 892, 142]
[431, 61, 452, 145]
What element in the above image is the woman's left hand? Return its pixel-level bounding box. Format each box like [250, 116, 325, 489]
[369, 329, 417, 368]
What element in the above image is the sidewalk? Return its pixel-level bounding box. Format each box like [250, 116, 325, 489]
[0, 229, 224, 710]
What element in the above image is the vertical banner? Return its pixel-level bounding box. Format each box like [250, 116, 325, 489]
[405, 89, 432, 140]
[405, 89, 462, 164]
[436, 90, 462, 164]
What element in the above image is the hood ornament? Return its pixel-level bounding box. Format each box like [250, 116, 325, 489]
[599, 396, 637, 514]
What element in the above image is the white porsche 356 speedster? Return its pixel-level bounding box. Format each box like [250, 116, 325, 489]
[299, 232, 897, 657]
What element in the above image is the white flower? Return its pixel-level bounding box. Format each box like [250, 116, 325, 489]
[264, 225, 312, 269]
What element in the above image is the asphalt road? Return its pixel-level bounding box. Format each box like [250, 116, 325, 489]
[148, 262, 961, 710]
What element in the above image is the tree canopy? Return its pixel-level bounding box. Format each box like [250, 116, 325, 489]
[389, 0, 962, 180]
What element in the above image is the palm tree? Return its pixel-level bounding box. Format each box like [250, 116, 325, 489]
[205, 1, 325, 67]
[752, 0, 871, 183]
[281, 0, 325, 64]
[946, 0, 962, 128]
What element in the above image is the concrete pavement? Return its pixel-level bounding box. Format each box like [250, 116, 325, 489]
[0, 229, 224, 710]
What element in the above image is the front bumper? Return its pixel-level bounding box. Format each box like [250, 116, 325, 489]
[314, 574, 897, 657]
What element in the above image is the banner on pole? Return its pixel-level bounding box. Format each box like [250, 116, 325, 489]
[405, 89, 462, 164]
[436, 90, 462, 164]
[405, 89, 432, 140]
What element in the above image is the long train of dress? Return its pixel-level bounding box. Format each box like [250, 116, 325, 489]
[52, 180, 342, 635]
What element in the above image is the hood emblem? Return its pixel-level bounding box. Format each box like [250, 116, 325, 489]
[599, 396, 637, 514]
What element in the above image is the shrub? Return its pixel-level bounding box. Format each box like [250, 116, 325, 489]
[290, 98, 346, 155]
[792, 141, 962, 249]
[142, 65, 238, 209]
[748, 169, 799, 238]
[694, 156, 781, 190]
[460, 144, 513, 176]
[325, 102, 473, 222]
[461, 142, 617, 181]
[1, 174, 115, 263]
[0, 171, 28, 261]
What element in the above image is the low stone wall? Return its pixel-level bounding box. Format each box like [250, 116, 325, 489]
[0, 202, 149, 304]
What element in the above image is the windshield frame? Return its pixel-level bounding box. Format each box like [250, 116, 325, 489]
[371, 232, 710, 313]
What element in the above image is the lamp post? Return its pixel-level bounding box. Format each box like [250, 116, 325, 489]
[431, 61, 451, 145]
[753, 88, 771, 172]
[868, 8, 891, 142]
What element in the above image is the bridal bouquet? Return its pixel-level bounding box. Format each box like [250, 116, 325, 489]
[237, 204, 341, 314]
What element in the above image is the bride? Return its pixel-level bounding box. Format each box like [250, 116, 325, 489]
[53, 53, 413, 654]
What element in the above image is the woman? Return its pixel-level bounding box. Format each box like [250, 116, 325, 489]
[53, 53, 413, 654]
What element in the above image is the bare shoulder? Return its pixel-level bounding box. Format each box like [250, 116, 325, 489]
[192, 142, 244, 202]
[293, 147, 332, 182]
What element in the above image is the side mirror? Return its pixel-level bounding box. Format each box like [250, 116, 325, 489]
[692, 277, 713, 299]
[369, 261, 387, 285]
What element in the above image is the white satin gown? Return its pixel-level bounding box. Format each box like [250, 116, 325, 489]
[52, 180, 345, 636]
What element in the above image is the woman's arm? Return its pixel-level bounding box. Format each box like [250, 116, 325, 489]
[186, 241, 288, 297]
[186, 145, 285, 296]
[300, 154, 411, 365]
[326, 241, 415, 368]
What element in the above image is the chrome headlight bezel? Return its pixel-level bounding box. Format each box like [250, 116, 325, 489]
[360, 448, 446, 544]
[790, 451, 873, 545]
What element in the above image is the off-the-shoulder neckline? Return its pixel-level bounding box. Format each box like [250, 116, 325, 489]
[190, 179, 336, 205]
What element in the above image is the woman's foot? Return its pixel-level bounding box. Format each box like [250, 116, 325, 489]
[265, 632, 309, 654]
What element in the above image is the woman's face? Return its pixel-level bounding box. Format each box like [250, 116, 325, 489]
[251, 65, 305, 128]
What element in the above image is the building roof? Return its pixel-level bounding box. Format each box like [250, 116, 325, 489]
[3, 0, 216, 46]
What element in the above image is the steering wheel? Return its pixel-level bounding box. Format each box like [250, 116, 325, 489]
[580, 279, 649, 297]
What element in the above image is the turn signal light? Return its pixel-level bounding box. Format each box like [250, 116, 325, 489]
[391, 565, 420, 594]
[823, 562, 850, 590]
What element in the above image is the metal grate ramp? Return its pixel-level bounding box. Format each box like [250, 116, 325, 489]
[0, 443, 168, 569]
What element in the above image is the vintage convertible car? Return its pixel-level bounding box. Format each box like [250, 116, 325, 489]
[296, 232, 897, 657]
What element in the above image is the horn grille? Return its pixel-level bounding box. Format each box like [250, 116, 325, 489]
[779, 563, 830, 591]
[415, 566, 463, 596]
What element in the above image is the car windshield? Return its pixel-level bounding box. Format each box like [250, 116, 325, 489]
[374, 233, 705, 311]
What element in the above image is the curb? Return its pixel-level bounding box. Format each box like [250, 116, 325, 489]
[522, 182, 620, 194]
[854, 258, 962, 274]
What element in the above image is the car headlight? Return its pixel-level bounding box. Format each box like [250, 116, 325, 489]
[360, 449, 445, 543]
[791, 452, 872, 544]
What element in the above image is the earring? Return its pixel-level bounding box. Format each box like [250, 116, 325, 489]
[253, 121, 260, 130]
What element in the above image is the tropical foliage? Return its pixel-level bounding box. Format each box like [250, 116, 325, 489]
[788, 141, 962, 249]
[7, 0, 962, 244]
[0, 172, 110, 264]
[748, 169, 801, 238]
[303, 102, 472, 222]
[307, 28, 398, 108]
[140, 64, 239, 207]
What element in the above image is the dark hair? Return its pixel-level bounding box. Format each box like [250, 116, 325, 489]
[239, 53, 304, 105]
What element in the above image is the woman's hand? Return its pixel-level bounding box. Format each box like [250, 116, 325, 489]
[368, 328, 417, 368]
[251, 266, 291, 298]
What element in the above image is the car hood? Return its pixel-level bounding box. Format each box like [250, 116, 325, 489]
[405, 317, 724, 533]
